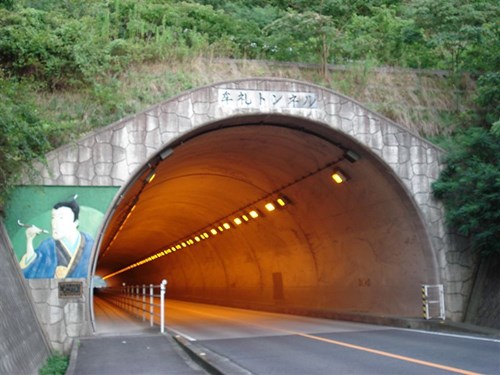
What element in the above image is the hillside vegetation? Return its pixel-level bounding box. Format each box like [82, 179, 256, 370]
[0, 0, 498, 258]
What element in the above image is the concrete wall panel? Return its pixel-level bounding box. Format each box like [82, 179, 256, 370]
[0, 220, 50, 375]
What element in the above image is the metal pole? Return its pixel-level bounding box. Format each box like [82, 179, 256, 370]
[438, 284, 445, 320]
[136, 285, 139, 317]
[142, 284, 146, 321]
[150, 284, 154, 327]
[423, 284, 430, 320]
[160, 279, 167, 333]
[122, 283, 126, 310]
[126, 286, 130, 312]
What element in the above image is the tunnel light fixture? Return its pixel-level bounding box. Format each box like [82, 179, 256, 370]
[249, 210, 260, 219]
[210, 228, 218, 235]
[331, 169, 349, 184]
[234, 217, 243, 225]
[146, 171, 156, 183]
[344, 149, 360, 163]
[218, 225, 224, 232]
[195, 236, 201, 242]
[160, 148, 174, 160]
[242, 214, 249, 222]
[277, 195, 290, 207]
[265, 202, 276, 212]
[223, 222, 231, 230]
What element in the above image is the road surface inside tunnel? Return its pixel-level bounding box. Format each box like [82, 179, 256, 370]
[93, 296, 500, 375]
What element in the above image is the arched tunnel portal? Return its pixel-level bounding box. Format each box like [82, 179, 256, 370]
[94, 115, 438, 318]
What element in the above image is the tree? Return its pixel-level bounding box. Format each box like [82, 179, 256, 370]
[432, 127, 500, 258]
[263, 10, 337, 77]
[410, 0, 499, 72]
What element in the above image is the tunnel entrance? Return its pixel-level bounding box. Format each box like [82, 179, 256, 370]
[93, 116, 438, 321]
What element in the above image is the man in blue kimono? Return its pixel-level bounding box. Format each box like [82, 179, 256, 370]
[19, 200, 93, 279]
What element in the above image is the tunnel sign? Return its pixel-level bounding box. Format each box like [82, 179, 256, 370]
[219, 89, 318, 109]
[58, 281, 83, 298]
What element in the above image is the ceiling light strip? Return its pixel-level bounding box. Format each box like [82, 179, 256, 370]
[102, 149, 360, 279]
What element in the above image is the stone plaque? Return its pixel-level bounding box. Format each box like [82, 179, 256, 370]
[58, 281, 83, 299]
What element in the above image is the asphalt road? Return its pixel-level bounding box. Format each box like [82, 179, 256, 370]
[162, 300, 500, 375]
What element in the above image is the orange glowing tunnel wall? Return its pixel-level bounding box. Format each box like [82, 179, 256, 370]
[97, 123, 438, 318]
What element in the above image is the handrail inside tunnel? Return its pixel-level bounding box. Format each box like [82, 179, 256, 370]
[94, 280, 168, 334]
[90, 117, 439, 326]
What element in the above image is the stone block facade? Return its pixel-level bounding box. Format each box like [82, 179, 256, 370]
[23, 78, 475, 321]
[26, 278, 91, 354]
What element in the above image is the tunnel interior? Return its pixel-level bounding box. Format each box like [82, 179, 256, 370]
[94, 115, 438, 317]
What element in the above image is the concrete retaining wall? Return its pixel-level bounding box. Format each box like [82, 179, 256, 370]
[26, 279, 92, 354]
[0, 219, 50, 375]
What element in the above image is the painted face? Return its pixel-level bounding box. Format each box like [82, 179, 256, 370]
[51, 207, 78, 240]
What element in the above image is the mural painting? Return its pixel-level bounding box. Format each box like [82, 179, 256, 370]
[5, 186, 118, 279]
[19, 198, 93, 278]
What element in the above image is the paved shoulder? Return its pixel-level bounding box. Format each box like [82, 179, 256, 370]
[67, 333, 207, 375]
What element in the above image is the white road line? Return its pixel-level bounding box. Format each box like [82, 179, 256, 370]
[403, 328, 500, 343]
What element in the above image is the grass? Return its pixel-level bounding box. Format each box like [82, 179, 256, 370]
[39, 353, 68, 375]
[35, 57, 475, 141]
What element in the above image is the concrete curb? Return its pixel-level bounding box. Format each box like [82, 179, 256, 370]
[167, 317, 499, 375]
[333, 313, 500, 338]
[65, 338, 80, 375]
[169, 315, 500, 375]
[170, 332, 254, 375]
[64, 316, 498, 375]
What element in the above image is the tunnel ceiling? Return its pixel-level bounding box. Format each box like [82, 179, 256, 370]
[95, 117, 437, 316]
[97, 123, 349, 276]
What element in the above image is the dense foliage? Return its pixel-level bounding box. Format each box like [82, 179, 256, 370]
[0, 0, 498, 257]
[0, 77, 51, 199]
[1, 0, 498, 89]
[432, 128, 500, 257]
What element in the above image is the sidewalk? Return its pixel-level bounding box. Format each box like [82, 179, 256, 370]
[69, 297, 211, 375]
[66, 332, 209, 375]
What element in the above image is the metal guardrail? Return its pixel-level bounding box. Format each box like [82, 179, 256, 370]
[99, 279, 168, 333]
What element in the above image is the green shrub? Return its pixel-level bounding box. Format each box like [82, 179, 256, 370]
[432, 127, 500, 258]
[0, 76, 52, 205]
[39, 353, 68, 375]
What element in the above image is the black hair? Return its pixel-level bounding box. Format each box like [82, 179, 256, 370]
[53, 200, 79, 221]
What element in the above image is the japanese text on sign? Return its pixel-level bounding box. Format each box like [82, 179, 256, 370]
[58, 281, 83, 298]
[219, 89, 318, 109]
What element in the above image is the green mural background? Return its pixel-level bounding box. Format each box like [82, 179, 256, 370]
[5, 186, 119, 260]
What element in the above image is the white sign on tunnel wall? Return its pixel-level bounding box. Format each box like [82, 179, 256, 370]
[219, 89, 318, 110]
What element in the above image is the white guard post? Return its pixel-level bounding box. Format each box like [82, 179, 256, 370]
[160, 279, 168, 333]
[149, 284, 154, 327]
[422, 284, 445, 320]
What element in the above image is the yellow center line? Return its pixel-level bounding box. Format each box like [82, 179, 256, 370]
[296, 332, 481, 375]
[164, 303, 481, 375]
